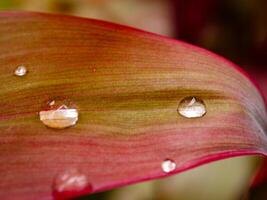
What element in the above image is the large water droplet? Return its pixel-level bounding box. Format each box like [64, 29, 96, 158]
[53, 169, 92, 199]
[161, 159, 176, 173]
[39, 99, 78, 129]
[14, 65, 27, 76]
[178, 96, 206, 118]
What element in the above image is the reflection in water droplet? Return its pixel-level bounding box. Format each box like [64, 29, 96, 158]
[39, 100, 78, 129]
[53, 169, 92, 199]
[178, 96, 206, 118]
[161, 159, 176, 173]
[14, 65, 27, 76]
[48, 100, 55, 106]
[53, 169, 89, 193]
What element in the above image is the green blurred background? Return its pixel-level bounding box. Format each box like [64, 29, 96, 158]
[1, 0, 266, 200]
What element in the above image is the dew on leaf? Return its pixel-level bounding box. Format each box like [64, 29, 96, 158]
[39, 99, 78, 129]
[14, 65, 27, 76]
[52, 168, 92, 198]
[161, 159, 176, 173]
[178, 96, 206, 118]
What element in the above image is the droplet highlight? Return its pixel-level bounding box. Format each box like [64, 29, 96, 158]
[39, 100, 78, 129]
[178, 96, 206, 118]
[161, 159, 176, 173]
[53, 169, 92, 199]
[14, 65, 27, 76]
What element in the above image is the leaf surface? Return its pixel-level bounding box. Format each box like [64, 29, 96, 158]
[0, 11, 267, 200]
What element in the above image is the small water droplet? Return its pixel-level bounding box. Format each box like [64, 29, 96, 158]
[161, 159, 176, 173]
[53, 169, 92, 199]
[14, 65, 27, 76]
[39, 99, 78, 129]
[178, 96, 206, 118]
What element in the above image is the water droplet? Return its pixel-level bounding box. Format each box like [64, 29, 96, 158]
[39, 99, 78, 129]
[178, 96, 206, 118]
[161, 159, 176, 173]
[53, 169, 92, 199]
[14, 65, 27, 76]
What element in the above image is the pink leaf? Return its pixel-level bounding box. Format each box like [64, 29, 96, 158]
[0, 11, 266, 200]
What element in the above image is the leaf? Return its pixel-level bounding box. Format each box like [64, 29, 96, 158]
[0, 11, 267, 200]
[243, 68, 267, 200]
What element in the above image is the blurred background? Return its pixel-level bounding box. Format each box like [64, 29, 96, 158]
[1, 0, 267, 199]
